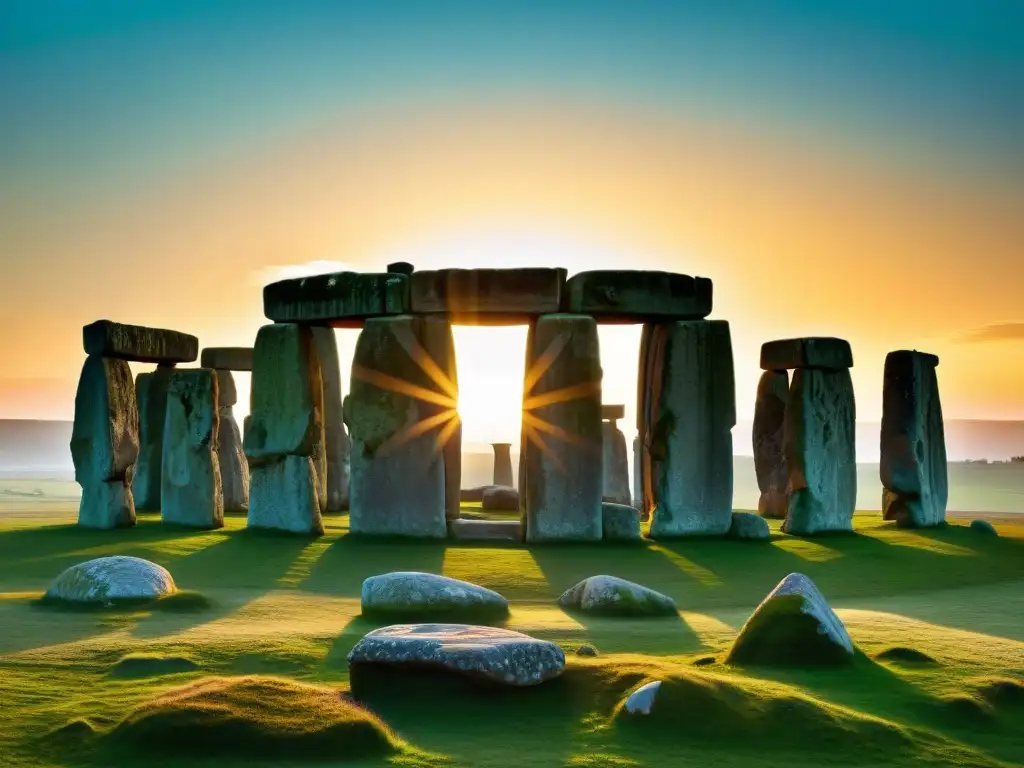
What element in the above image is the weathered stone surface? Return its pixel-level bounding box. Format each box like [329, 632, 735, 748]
[753, 370, 789, 519]
[82, 320, 198, 364]
[78, 480, 136, 530]
[760, 337, 853, 371]
[44, 556, 175, 604]
[409, 268, 566, 322]
[133, 368, 173, 512]
[602, 404, 625, 421]
[623, 681, 662, 715]
[417, 316, 461, 522]
[783, 368, 857, 536]
[970, 519, 998, 536]
[562, 270, 712, 322]
[602, 420, 631, 505]
[347, 624, 565, 687]
[728, 512, 771, 541]
[880, 350, 947, 528]
[522, 314, 603, 542]
[558, 575, 677, 617]
[361, 572, 509, 618]
[248, 455, 324, 535]
[632, 436, 644, 513]
[492, 443, 513, 487]
[448, 518, 523, 543]
[263, 271, 409, 324]
[726, 573, 854, 665]
[242, 415, 251, 445]
[602, 502, 641, 541]
[218, 409, 249, 514]
[345, 316, 449, 538]
[214, 369, 238, 407]
[634, 324, 656, 520]
[244, 324, 324, 461]
[482, 485, 519, 511]
[312, 326, 351, 513]
[200, 347, 253, 371]
[647, 321, 735, 539]
[161, 370, 223, 529]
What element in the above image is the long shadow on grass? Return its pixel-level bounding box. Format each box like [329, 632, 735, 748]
[301, 533, 447, 598]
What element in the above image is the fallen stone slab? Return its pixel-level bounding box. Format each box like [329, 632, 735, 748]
[728, 512, 771, 541]
[263, 271, 409, 324]
[562, 270, 712, 322]
[361, 572, 509, 620]
[410, 268, 565, 322]
[760, 337, 853, 371]
[753, 369, 789, 519]
[447, 519, 523, 543]
[602, 502, 641, 541]
[134, 368, 174, 512]
[200, 347, 254, 371]
[82, 320, 198, 364]
[248, 455, 324, 535]
[347, 624, 565, 688]
[558, 575, 677, 617]
[482, 485, 519, 511]
[43, 556, 176, 604]
[726, 573, 854, 665]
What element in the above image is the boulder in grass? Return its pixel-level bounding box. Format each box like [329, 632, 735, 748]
[347, 624, 565, 688]
[623, 680, 662, 715]
[970, 519, 998, 536]
[558, 575, 677, 617]
[481, 485, 519, 512]
[726, 573, 854, 666]
[602, 502, 641, 541]
[728, 512, 771, 541]
[43, 556, 176, 605]
[361, 572, 509, 620]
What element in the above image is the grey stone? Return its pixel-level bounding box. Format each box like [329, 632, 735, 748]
[263, 271, 409, 323]
[134, 368, 174, 512]
[602, 404, 625, 421]
[623, 681, 662, 715]
[602, 502, 641, 541]
[632, 436, 644, 514]
[347, 624, 565, 687]
[161, 370, 223, 529]
[78, 480, 135, 530]
[562, 270, 712, 322]
[753, 370, 789, 519]
[558, 575, 677, 617]
[417, 316, 461, 522]
[783, 368, 857, 536]
[43, 555, 176, 604]
[880, 350, 947, 528]
[602, 420, 631, 505]
[448, 518, 523, 543]
[361, 572, 509, 618]
[200, 347, 253, 371]
[82, 320, 198, 364]
[459, 486, 488, 502]
[728, 512, 771, 540]
[970, 519, 998, 536]
[492, 442, 513, 487]
[576, 644, 599, 657]
[726, 573, 855, 665]
[634, 324, 656, 520]
[647, 321, 736, 539]
[760, 337, 853, 371]
[312, 326, 351, 513]
[522, 314, 603, 542]
[482, 485, 519, 511]
[214, 369, 238, 407]
[409, 268, 566, 322]
[218, 408, 249, 514]
[242, 415, 251, 446]
[248, 455, 324, 535]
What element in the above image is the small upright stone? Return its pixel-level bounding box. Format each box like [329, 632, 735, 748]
[312, 326, 351, 513]
[728, 512, 771, 541]
[216, 369, 248, 514]
[601, 408, 631, 506]
[753, 370, 789, 519]
[134, 367, 174, 512]
[491, 443, 513, 487]
[880, 351, 947, 528]
[161, 370, 223, 529]
[602, 502, 641, 541]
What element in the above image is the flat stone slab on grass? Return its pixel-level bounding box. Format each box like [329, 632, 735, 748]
[728, 512, 771, 541]
[347, 624, 565, 687]
[83, 320, 198, 364]
[447, 519, 522, 543]
[409, 268, 566, 322]
[562, 270, 712, 321]
[43, 556, 176, 604]
[726, 573, 854, 666]
[602, 502, 641, 541]
[200, 347, 254, 371]
[361, 572, 509, 620]
[760, 337, 853, 371]
[263, 271, 409, 324]
[558, 575, 677, 617]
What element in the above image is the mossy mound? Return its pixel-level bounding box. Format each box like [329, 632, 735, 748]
[109, 653, 200, 679]
[875, 647, 937, 665]
[931, 694, 997, 725]
[726, 593, 853, 666]
[106, 675, 403, 761]
[974, 677, 1024, 708]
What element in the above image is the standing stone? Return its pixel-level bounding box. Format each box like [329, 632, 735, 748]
[648, 321, 735, 538]
[312, 327, 351, 513]
[345, 316, 448, 538]
[492, 443, 513, 487]
[880, 351, 947, 528]
[161, 369, 223, 529]
[753, 370, 789, 519]
[783, 368, 857, 536]
[521, 314, 603, 542]
[635, 323, 660, 522]
[418, 316, 461, 522]
[244, 324, 325, 535]
[71, 355, 139, 529]
[632, 435, 643, 512]
[215, 370, 248, 514]
[601, 415, 630, 506]
[133, 367, 174, 512]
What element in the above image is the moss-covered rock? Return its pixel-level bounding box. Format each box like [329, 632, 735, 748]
[558, 575, 677, 617]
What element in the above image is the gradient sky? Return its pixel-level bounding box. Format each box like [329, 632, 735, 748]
[2, 1, 1022, 448]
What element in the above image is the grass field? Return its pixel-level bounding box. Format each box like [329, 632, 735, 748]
[0, 504, 1021, 767]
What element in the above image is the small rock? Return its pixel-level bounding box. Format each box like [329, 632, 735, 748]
[576, 644, 599, 657]
[623, 680, 662, 715]
[482, 485, 519, 512]
[361, 572, 509, 618]
[44, 556, 176, 604]
[728, 512, 771, 541]
[558, 575, 677, 617]
[970, 519, 998, 536]
[693, 656, 716, 667]
[602, 502, 641, 541]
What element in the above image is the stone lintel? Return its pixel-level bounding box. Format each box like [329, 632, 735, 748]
[263, 271, 409, 323]
[562, 270, 712, 321]
[409, 268, 566, 318]
[760, 337, 853, 371]
[82, 320, 198, 364]
[201, 347, 254, 371]
[602, 404, 625, 421]
[886, 349, 939, 369]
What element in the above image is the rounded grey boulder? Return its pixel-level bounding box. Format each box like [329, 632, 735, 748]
[43, 556, 176, 604]
[347, 624, 565, 686]
[558, 575, 677, 617]
[728, 512, 771, 541]
[360, 572, 509, 619]
[970, 519, 998, 536]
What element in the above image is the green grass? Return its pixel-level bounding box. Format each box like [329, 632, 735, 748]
[0, 508, 1022, 767]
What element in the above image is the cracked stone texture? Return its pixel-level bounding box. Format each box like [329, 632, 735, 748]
[214, 369, 238, 407]
[312, 326, 351, 513]
[361, 572, 509, 617]
[44, 555, 176, 603]
[134, 367, 174, 512]
[558, 575, 677, 617]
[753, 369, 789, 519]
[492, 443, 513, 487]
[602, 421, 631, 506]
[82, 320, 198, 364]
[248, 454, 324, 535]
